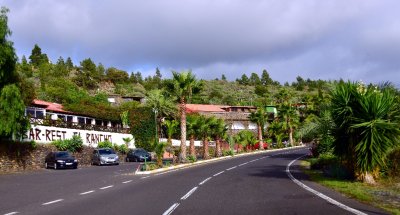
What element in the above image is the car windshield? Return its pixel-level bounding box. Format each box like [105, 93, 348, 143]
[55, 152, 71, 158]
[99, 149, 115, 155]
[136, 149, 146, 153]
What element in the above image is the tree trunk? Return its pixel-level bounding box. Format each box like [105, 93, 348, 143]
[179, 100, 187, 162]
[361, 172, 376, 185]
[258, 124, 263, 150]
[190, 135, 196, 158]
[203, 138, 209, 160]
[215, 138, 221, 157]
[289, 126, 294, 146]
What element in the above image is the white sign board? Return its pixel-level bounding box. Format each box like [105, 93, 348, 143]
[24, 125, 135, 148]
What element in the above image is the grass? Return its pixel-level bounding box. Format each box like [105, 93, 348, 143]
[300, 160, 400, 215]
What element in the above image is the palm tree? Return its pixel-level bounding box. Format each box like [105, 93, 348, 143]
[279, 103, 299, 145]
[268, 120, 285, 147]
[197, 115, 216, 160]
[164, 119, 179, 145]
[145, 89, 177, 118]
[234, 130, 257, 152]
[249, 108, 267, 150]
[167, 71, 201, 162]
[187, 113, 201, 158]
[210, 118, 227, 157]
[331, 81, 400, 184]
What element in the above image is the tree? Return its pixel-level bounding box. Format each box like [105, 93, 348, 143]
[249, 72, 261, 86]
[145, 89, 177, 119]
[187, 113, 201, 157]
[236, 74, 249, 85]
[210, 118, 227, 157]
[29, 44, 48, 67]
[279, 103, 299, 145]
[65, 57, 74, 71]
[74, 58, 99, 89]
[167, 70, 201, 162]
[261, 69, 274, 86]
[0, 7, 17, 90]
[0, 84, 28, 139]
[234, 130, 256, 152]
[196, 115, 216, 159]
[221, 74, 227, 81]
[268, 120, 285, 147]
[330, 81, 400, 184]
[106, 67, 129, 84]
[249, 108, 267, 150]
[164, 119, 179, 145]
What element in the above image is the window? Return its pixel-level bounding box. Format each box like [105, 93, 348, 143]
[78, 117, 85, 124]
[66, 116, 73, 122]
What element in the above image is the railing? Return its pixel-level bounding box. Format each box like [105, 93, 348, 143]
[29, 117, 130, 134]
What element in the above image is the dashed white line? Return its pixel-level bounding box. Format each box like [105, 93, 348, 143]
[4, 212, 19, 215]
[181, 186, 198, 200]
[226, 166, 237, 171]
[199, 177, 212, 185]
[162, 203, 180, 215]
[42, 199, 63, 205]
[141, 176, 150, 179]
[123, 180, 132, 183]
[287, 155, 367, 215]
[238, 163, 246, 167]
[99, 185, 114, 190]
[213, 171, 224, 176]
[79, 190, 95, 195]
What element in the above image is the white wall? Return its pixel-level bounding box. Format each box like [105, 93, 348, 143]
[24, 125, 135, 148]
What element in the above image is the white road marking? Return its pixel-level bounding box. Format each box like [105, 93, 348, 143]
[199, 177, 212, 185]
[162, 203, 180, 215]
[123, 180, 132, 183]
[141, 176, 150, 179]
[79, 190, 95, 195]
[99, 185, 114, 190]
[181, 187, 198, 200]
[287, 155, 367, 215]
[4, 212, 19, 215]
[238, 163, 246, 167]
[213, 171, 224, 176]
[226, 166, 237, 171]
[42, 199, 63, 205]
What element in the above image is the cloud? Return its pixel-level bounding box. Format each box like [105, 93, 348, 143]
[3, 0, 400, 85]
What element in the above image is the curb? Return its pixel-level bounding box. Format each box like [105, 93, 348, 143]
[135, 145, 307, 175]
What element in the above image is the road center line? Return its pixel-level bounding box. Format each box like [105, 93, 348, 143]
[141, 176, 150, 179]
[79, 190, 95, 195]
[213, 171, 224, 176]
[123, 180, 133, 183]
[42, 199, 63, 205]
[4, 212, 19, 215]
[162, 203, 180, 215]
[100, 185, 114, 190]
[238, 163, 246, 167]
[199, 177, 212, 185]
[181, 187, 198, 200]
[226, 166, 237, 171]
[287, 155, 367, 215]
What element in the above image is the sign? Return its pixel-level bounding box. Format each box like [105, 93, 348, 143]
[23, 125, 134, 148]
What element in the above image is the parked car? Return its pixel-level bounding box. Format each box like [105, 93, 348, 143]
[45, 151, 78, 169]
[126, 148, 151, 162]
[91, 148, 119, 165]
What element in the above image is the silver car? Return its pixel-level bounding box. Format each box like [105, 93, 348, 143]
[91, 148, 119, 166]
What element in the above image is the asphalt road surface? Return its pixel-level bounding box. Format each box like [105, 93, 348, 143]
[0, 147, 387, 215]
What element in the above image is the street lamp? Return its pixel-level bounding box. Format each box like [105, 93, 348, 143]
[153, 107, 158, 144]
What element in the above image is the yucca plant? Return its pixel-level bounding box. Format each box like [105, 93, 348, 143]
[331, 81, 400, 183]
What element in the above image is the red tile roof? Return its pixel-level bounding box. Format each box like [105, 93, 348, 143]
[32, 99, 72, 114]
[186, 104, 227, 113]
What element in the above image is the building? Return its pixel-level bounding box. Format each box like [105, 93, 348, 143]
[24, 99, 134, 148]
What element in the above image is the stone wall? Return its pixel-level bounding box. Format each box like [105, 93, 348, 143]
[0, 141, 128, 174]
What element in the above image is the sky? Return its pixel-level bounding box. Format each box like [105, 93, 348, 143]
[1, 0, 400, 85]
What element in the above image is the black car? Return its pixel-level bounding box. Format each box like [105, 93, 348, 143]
[126, 148, 151, 162]
[45, 151, 78, 169]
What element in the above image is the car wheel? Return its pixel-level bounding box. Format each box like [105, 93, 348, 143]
[74, 165, 78, 169]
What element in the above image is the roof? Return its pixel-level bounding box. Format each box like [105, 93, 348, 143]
[32, 99, 72, 114]
[186, 104, 227, 113]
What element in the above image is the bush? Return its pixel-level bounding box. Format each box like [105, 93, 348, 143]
[118, 144, 128, 154]
[385, 147, 400, 177]
[98, 140, 113, 148]
[223, 149, 234, 156]
[187, 155, 197, 163]
[52, 135, 83, 152]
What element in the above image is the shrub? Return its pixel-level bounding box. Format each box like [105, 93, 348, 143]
[187, 155, 197, 163]
[223, 149, 234, 156]
[52, 135, 83, 152]
[118, 144, 129, 154]
[98, 140, 113, 148]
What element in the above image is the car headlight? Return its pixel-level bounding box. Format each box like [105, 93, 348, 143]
[74, 159, 78, 162]
[57, 160, 65, 163]
[115, 156, 119, 160]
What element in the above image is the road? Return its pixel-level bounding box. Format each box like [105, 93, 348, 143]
[0, 147, 387, 215]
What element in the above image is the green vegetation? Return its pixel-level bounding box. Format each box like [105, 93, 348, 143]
[97, 140, 113, 148]
[52, 135, 83, 152]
